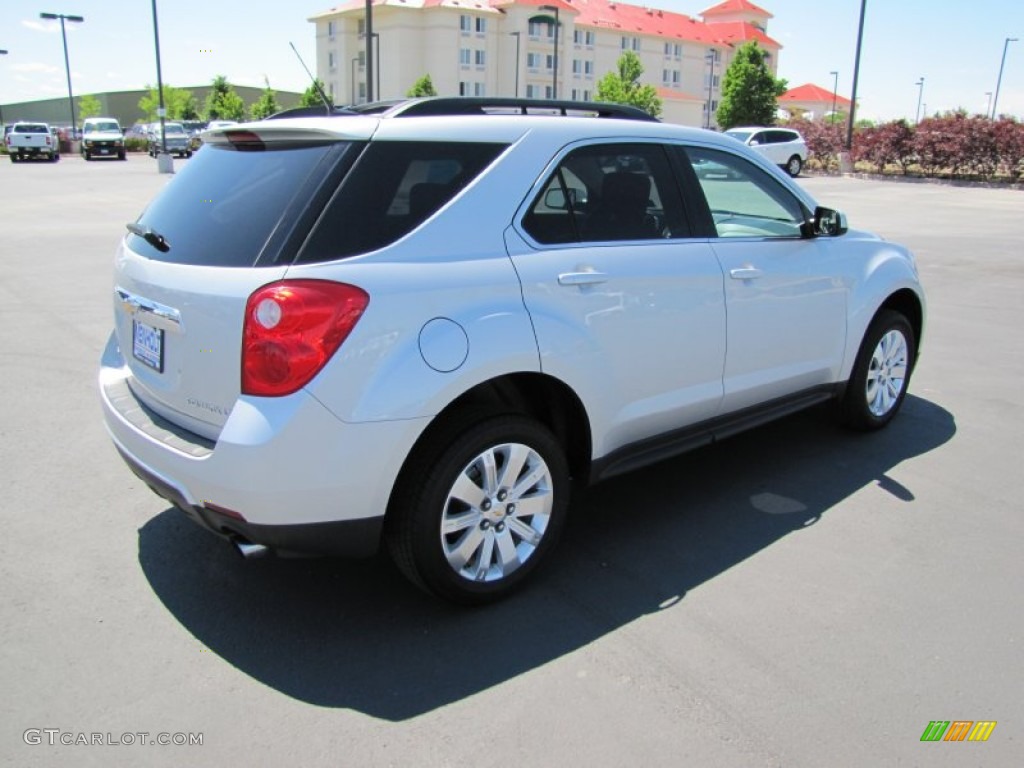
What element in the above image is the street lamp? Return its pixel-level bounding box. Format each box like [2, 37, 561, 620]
[705, 50, 716, 129]
[0, 50, 7, 127]
[148, 0, 172, 173]
[992, 37, 1018, 119]
[914, 77, 925, 124]
[539, 5, 560, 99]
[39, 12, 84, 136]
[829, 70, 839, 124]
[509, 32, 521, 97]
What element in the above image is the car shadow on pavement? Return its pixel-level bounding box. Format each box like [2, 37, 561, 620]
[138, 394, 954, 721]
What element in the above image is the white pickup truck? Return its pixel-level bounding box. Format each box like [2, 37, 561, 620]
[5, 122, 61, 162]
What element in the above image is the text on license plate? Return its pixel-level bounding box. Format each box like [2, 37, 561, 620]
[133, 319, 164, 372]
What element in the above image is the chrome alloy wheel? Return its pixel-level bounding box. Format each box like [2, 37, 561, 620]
[865, 329, 909, 417]
[440, 442, 554, 583]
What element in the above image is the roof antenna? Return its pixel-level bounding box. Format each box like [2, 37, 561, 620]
[289, 41, 331, 113]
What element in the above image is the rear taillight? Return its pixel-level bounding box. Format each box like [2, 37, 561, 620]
[241, 280, 369, 397]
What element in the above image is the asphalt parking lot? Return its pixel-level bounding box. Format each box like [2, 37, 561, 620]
[2, 153, 1021, 767]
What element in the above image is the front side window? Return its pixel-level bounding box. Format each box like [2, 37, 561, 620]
[299, 141, 507, 262]
[522, 143, 689, 244]
[680, 146, 807, 239]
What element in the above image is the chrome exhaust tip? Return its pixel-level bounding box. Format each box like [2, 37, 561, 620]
[232, 537, 269, 559]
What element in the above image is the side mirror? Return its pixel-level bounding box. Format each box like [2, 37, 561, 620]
[813, 206, 848, 237]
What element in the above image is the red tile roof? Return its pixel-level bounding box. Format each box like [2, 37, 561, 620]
[780, 83, 852, 108]
[559, 0, 733, 44]
[700, 0, 772, 18]
[703, 20, 779, 49]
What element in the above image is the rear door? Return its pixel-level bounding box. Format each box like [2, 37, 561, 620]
[508, 141, 726, 457]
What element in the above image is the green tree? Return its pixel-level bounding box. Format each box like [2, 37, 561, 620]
[250, 77, 281, 120]
[204, 75, 247, 121]
[138, 84, 197, 121]
[595, 51, 661, 118]
[715, 42, 787, 130]
[299, 79, 333, 108]
[77, 93, 103, 121]
[407, 74, 438, 98]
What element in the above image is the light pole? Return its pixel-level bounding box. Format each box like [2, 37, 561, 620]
[0, 50, 7, 127]
[39, 12, 83, 136]
[360, 32, 380, 99]
[705, 50, 716, 129]
[845, 0, 866, 152]
[509, 32, 521, 97]
[829, 70, 839, 124]
[992, 37, 1018, 118]
[364, 0, 374, 102]
[914, 77, 925, 124]
[539, 6, 560, 99]
[148, 0, 173, 173]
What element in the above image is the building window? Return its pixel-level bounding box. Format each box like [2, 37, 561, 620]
[621, 36, 629, 50]
[674, 44, 682, 59]
[572, 59, 581, 76]
[476, 17, 486, 34]
[474, 82, 486, 96]
[459, 81, 469, 96]
[546, 54, 554, 72]
[460, 48, 471, 68]
[357, 19, 365, 35]
[662, 69, 670, 86]
[586, 31, 595, 47]
[358, 51, 366, 67]
[584, 61, 593, 78]
[327, 20, 336, 39]
[672, 70, 681, 86]
[545, 85, 554, 99]
[583, 89, 591, 101]
[526, 84, 541, 99]
[460, 15, 471, 34]
[475, 50, 486, 68]
[328, 52, 336, 70]
[527, 52, 541, 71]
[528, 20, 543, 39]
[359, 82, 366, 99]
[574, 30, 582, 46]
[633, 38, 641, 52]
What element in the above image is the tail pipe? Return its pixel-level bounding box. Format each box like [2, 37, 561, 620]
[231, 537, 269, 559]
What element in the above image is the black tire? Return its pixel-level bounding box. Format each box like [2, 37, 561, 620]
[83, 151, 91, 161]
[785, 155, 803, 177]
[118, 152, 126, 160]
[51, 153, 60, 163]
[9, 154, 16, 163]
[185, 151, 192, 159]
[841, 310, 915, 431]
[386, 413, 570, 604]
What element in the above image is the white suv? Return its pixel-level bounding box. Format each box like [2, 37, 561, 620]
[725, 126, 808, 177]
[100, 98, 924, 603]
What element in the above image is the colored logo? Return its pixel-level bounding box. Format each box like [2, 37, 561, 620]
[920, 721, 996, 742]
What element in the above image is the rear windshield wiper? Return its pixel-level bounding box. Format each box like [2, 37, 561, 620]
[126, 222, 170, 253]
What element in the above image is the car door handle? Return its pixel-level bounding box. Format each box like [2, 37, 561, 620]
[558, 271, 608, 286]
[729, 267, 764, 280]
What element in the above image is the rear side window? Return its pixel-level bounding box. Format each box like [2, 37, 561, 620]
[128, 142, 347, 266]
[297, 141, 507, 263]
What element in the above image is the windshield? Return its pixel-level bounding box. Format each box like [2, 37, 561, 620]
[86, 121, 120, 133]
[162, 124, 186, 135]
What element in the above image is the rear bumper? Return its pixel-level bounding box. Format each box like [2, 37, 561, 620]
[99, 332, 428, 557]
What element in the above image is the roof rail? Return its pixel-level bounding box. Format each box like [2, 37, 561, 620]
[385, 97, 659, 121]
[266, 97, 658, 122]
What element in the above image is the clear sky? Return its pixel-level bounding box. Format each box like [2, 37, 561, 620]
[1, 0, 1022, 122]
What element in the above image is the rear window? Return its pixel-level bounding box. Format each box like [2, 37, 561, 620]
[128, 142, 350, 266]
[296, 141, 507, 263]
[86, 121, 120, 133]
[15, 124, 48, 133]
